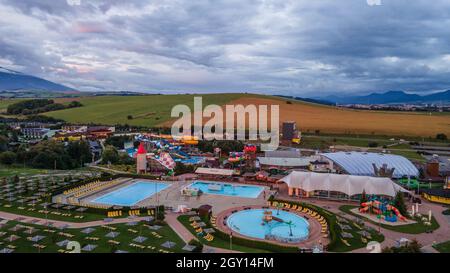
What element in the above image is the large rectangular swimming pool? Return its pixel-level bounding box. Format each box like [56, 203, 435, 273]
[92, 181, 170, 206]
[188, 181, 264, 198]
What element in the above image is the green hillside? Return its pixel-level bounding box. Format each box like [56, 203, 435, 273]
[45, 93, 247, 127]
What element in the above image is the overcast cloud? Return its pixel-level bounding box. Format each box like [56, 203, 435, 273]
[1, 0, 450, 96]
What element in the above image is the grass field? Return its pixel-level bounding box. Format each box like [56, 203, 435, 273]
[226, 96, 450, 138]
[0, 220, 187, 253]
[1, 94, 449, 137]
[434, 241, 450, 253]
[0, 98, 24, 113]
[44, 94, 248, 127]
[0, 166, 50, 177]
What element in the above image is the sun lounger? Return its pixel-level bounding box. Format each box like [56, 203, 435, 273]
[340, 238, 351, 247]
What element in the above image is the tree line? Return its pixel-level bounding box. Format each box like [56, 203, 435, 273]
[6, 99, 82, 115]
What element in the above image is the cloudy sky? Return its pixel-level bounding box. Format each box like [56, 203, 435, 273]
[1, 0, 450, 96]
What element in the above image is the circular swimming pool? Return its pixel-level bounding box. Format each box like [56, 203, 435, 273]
[226, 209, 310, 243]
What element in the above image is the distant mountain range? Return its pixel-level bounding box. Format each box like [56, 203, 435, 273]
[314, 90, 450, 105]
[0, 67, 74, 93]
[2, 66, 450, 104]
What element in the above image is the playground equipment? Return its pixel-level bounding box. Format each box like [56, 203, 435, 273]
[228, 152, 245, 163]
[229, 144, 257, 164]
[181, 186, 201, 197]
[359, 197, 406, 222]
[244, 144, 257, 154]
[397, 177, 420, 189]
[262, 210, 284, 225]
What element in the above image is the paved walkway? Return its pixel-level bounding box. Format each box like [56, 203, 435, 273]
[88, 165, 128, 174]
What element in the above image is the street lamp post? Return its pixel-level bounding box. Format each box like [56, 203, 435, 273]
[230, 232, 233, 251]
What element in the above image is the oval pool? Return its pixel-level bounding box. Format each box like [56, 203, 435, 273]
[226, 209, 310, 243]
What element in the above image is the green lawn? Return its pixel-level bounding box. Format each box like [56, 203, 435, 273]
[0, 203, 109, 223]
[389, 150, 425, 162]
[340, 205, 440, 234]
[298, 135, 396, 150]
[177, 215, 270, 253]
[0, 220, 187, 253]
[433, 240, 450, 253]
[44, 94, 248, 127]
[0, 166, 50, 178]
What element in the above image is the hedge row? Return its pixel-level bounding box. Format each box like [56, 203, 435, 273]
[212, 223, 299, 253]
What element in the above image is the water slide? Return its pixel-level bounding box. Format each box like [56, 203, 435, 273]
[271, 216, 284, 223]
[155, 152, 176, 170]
[176, 150, 190, 159]
[359, 206, 369, 213]
[389, 206, 407, 221]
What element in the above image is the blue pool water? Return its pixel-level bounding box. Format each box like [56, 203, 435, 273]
[227, 209, 309, 242]
[174, 156, 205, 165]
[189, 181, 264, 198]
[92, 181, 170, 206]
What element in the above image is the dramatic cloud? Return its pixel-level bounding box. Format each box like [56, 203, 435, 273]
[1, 0, 450, 96]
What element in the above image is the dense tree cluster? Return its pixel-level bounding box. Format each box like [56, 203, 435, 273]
[6, 99, 82, 115]
[0, 140, 92, 169]
[174, 161, 195, 175]
[104, 135, 136, 149]
[198, 140, 244, 154]
[101, 145, 133, 165]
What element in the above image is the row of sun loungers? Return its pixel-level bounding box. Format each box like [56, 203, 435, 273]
[64, 180, 122, 198]
[107, 210, 123, 217]
[268, 201, 329, 234]
[203, 233, 214, 242]
[128, 210, 140, 216]
[101, 225, 117, 231]
[189, 216, 215, 242]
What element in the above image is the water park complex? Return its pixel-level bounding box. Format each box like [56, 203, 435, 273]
[0, 126, 449, 254]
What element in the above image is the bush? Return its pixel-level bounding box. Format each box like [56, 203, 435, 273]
[101, 145, 120, 164]
[188, 239, 204, 253]
[0, 151, 16, 165]
[382, 239, 422, 253]
[436, 133, 447, 141]
[394, 191, 408, 217]
[156, 205, 165, 221]
[368, 142, 378, 148]
[174, 162, 195, 175]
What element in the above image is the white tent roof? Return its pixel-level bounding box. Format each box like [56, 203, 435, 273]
[195, 167, 234, 176]
[321, 152, 419, 178]
[279, 171, 409, 197]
